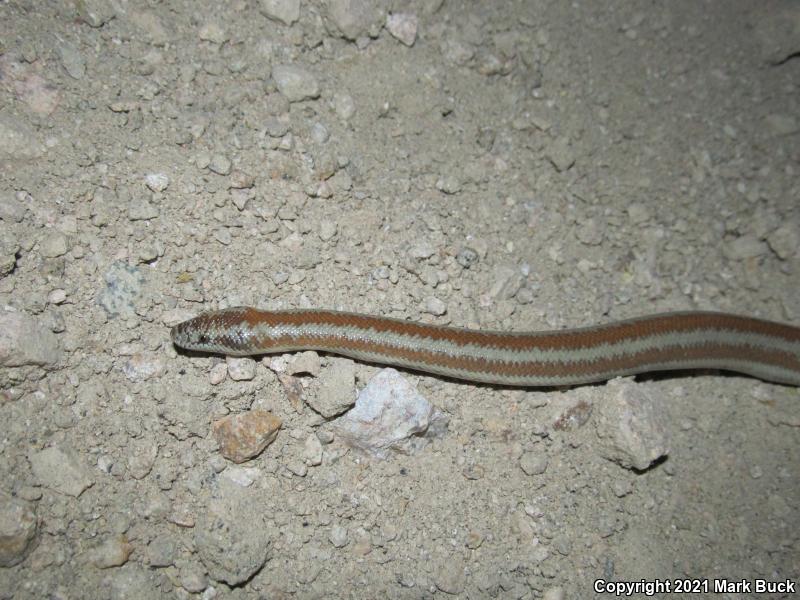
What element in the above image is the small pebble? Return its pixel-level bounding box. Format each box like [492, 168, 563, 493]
[180, 564, 209, 593]
[386, 13, 418, 46]
[272, 65, 320, 102]
[434, 558, 466, 594]
[285, 460, 308, 477]
[128, 199, 160, 221]
[226, 357, 256, 381]
[435, 174, 462, 194]
[287, 351, 321, 377]
[209, 363, 228, 385]
[29, 445, 93, 497]
[456, 247, 478, 268]
[144, 173, 170, 192]
[764, 114, 798, 137]
[722, 234, 768, 260]
[0, 493, 38, 567]
[423, 297, 447, 316]
[543, 586, 566, 600]
[303, 434, 323, 466]
[319, 220, 337, 241]
[208, 154, 232, 175]
[222, 465, 259, 487]
[86, 535, 133, 569]
[199, 22, 228, 44]
[259, 0, 300, 26]
[47, 288, 67, 304]
[39, 232, 68, 258]
[212, 410, 282, 463]
[767, 224, 799, 260]
[332, 93, 356, 120]
[546, 136, 575, 172]
[147, 535, 177, 567]
[329, 524, 348, 548]
[310, 122, 330, 143]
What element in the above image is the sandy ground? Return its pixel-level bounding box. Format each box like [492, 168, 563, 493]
[1, 0, 799, 598]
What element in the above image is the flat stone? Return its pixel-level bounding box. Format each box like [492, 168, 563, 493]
[30, 445, 94, 497]
[325, 0, 386, 40]
[271, 65, 320, 102]
[86, 535, 133, 569]
[594, 378, 670, 470]
[0, 311, 61, 367]
[386, 13, 418, 46]
[0, 493, 38, 567]
[259, 0, 300, 25]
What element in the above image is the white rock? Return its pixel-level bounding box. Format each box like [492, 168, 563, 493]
[221, 466, 259, 487]
[332, 368, 448, 459]
[0, 311, 61, 367]
[386, 13, 418, 46]
[326, 0, 386, 40]
[767, 224, 799, 260]
[144, 173, 170, 192]
[0, 113, 45, 161]
[764, 113, 798, 136]
[226, 357, 256, 381]
[332, 93, 356, 120]
[272, 65, 320, 102]
[594, 378, 670, 470]
[519, 452, 548, 476]
[305, 357, 355, 417]
[722, 234, 768, 260]
[423, 296, 447, 316]
[29, 445, 94, 497]
[287, 351, 321, 377]
[303, 434, 323, 466]
[329, 524, 348, 548]
[259, 0, 300, 26]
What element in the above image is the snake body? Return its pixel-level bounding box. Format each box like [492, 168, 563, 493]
[170, 307, 800, 387]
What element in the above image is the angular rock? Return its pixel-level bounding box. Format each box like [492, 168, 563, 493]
[305, 357, 355, 417]
[767, 224, 799, 260]
[86, 535, 133, 569]
[195, 479, 273, 585]
[39, 232, 68, 257]
[29, 445, 94, 497]
[259, 0, 300, 25]
[722, 234, 768, 261]
[332, 368, 448, 459]
[212, 410, 282, 463]
[271, 65, 320, 102]
[519, 452, 548, 476]
[0, 114, 45, 161]
[752, 4, 800, 64]
[0, 311, 61, 367]
[386, 13, 418, 46]
[593, 378, 670, 470]
[325, 0, 386, 40]
[0, 493, 38, 567]
[97, 262, 144, 319]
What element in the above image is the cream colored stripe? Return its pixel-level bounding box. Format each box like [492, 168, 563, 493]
[244, 322, 800, 365]
[171, 310, 800, 386]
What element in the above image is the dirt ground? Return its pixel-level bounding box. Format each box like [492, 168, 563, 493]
[1, 0, 799, 598]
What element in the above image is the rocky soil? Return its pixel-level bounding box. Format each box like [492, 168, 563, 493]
[1, 0, 799, 598]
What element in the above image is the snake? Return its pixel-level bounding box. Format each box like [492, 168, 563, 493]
[170, 307, 800, 387]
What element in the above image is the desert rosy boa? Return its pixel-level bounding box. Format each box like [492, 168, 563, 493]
[171, 307, 800, 387]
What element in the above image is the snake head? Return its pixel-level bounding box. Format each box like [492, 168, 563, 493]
[170, 307, 257, 355]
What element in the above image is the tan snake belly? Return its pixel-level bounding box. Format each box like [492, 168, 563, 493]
[170, 307, 800, 387]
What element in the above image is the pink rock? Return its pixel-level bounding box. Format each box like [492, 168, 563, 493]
[212, 410, 282, 463]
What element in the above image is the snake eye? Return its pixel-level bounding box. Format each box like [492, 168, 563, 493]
[198, 333, 209, 344]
